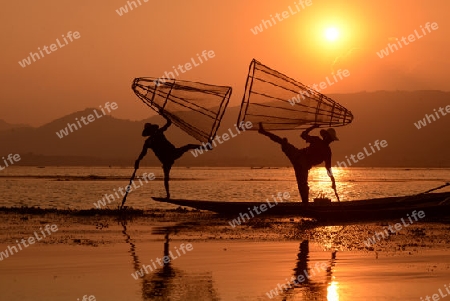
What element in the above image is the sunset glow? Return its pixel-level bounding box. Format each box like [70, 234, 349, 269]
[1, 1, 450, 300]
[325, 27, 340, 41]
[327, 281, 340, 301]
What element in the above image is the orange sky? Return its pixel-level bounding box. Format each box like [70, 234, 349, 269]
[1, 0, 449, 126]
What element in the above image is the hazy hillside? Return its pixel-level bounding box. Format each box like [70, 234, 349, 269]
[0, 91, 449, 167]
[330, 91, 450, 167]
[0, 119, 30, 131]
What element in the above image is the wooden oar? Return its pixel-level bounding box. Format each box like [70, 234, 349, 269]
[395, 182, 450, 203]
[420, 182, 450, 194]
[119, 168, 138, 210]
[333, 187, 341, 202]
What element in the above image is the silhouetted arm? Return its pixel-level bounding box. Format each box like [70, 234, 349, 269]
[159, 114, 172, 132]
[300, 125, 319, 143]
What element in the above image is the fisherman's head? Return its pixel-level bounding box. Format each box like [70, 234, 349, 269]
[320, 128, 339, 143]
[142, 123, 159, 136]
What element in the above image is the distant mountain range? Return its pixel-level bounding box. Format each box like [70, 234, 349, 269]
[0, 91, 449, 167]
[0, 119, 29, 131]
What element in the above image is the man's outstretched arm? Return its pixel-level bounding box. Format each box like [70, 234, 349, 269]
[258, 123, 284, 145]
[159, 113, 172, 132]
[300, 124, 319, 143]
[134, 145, 148, 169]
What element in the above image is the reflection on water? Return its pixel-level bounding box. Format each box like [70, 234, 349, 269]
[2, 220, 446, 300]
[141, 232, 179, 300]
[121, 221, 141, 271]
[114, 222, 450, 301]
[279, 240, 338, 301]
[121, 222, 220, 301]
[120, 218, 345, 301]
[121, 228, 342, 301]
[327, 281, 339, 301]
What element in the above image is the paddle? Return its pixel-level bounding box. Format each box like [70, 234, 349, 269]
[333, 187, 341, 202]
[419, 182, 450, 194]
[395, 182, 450, 203]
[119, 168, 138, 210]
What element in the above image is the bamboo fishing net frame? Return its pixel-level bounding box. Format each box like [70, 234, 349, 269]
[132, 77, 232, 143]
[237, 59, 354, 130]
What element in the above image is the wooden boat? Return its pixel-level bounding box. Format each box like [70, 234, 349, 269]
[152, 192, 450, 222]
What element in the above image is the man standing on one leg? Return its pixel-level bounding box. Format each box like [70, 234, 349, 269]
[258, 123, 339, 203]
[135, 113, 200, 199]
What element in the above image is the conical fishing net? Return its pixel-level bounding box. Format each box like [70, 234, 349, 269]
[132, 77, 232, 143]
[237, 59, 353, 131]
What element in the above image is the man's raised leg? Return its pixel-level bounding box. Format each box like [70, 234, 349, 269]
[174, 144, 201, 160]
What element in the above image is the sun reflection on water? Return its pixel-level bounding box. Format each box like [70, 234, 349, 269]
[310, 167, 352, 202]
[327, 280, 339, 301]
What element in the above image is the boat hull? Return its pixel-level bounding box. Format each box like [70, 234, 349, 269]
[152, 192, 450, 222]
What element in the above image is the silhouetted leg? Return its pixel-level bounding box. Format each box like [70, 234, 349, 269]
[174, 144, 200, 160]
[259, 130, 285, 145]
[162, 163, 173, 199]
[296, 168, 310, 204]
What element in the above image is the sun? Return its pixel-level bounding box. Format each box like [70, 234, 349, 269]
[325, 27, 340, 42]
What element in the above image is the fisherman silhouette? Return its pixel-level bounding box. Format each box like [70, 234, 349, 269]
[135, 112, 199, 199]
[258, 123, 338, 203]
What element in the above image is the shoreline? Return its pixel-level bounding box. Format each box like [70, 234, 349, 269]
[1, 208, 449, 252]
[2, 208, 449, 300]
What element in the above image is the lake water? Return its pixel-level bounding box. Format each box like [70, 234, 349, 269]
[1, 167, 450, 301]
[0, 167, 449, 209]
[1, 237, 450, 301]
